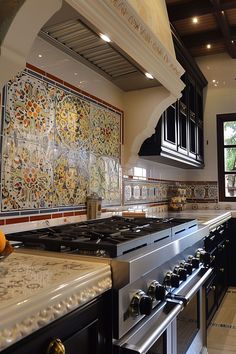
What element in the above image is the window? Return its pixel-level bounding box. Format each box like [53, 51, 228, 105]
[217, 113, 236, 200]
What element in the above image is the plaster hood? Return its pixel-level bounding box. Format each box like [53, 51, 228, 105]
[64, 0, 185, 167]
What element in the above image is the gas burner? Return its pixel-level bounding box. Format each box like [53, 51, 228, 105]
[7, 216, 197, 257]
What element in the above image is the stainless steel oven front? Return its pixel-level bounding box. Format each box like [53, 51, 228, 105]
[113, 267, 212, 354]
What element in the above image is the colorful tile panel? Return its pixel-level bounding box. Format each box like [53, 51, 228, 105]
[1, 69, 122, 212]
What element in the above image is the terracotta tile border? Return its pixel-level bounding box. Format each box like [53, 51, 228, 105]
[52, 213, 63, 219]
[30, 215, 52, 221]
[6, 217, 29, 224]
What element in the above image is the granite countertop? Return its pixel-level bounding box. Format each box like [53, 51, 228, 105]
[0, 251, 111, 351]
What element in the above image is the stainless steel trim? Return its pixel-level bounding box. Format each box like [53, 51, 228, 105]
[184, 268, 213, 302]
[112, 226, 209, 288]
[113, 301, 183, 354]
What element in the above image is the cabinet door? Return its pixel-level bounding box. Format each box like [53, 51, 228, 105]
[178, 101, 188, 155]
[189, 117, 197, 158]
[162, 103, 177, 150]
[1, 292, 112, 354]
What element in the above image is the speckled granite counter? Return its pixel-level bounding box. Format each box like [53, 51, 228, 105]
[0, 251, 111, 351]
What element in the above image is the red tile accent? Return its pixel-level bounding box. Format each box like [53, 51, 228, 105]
[0, 220, 4, 225]
[6, 217, 29, 224]
[63, 212, 74, 217]
[26, 63, 45, 76]
[29, 215, 51, 221]
[65, 82, 83, 94]
[74, 211, 86, 216]
[46, 72, 64, 84]
[52, 213, 63, 219]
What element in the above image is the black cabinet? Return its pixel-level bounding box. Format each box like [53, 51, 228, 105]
[1, 291, 112, 354]
[139, 26, 207, 169]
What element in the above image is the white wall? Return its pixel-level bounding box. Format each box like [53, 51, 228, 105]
[187, 53, 236, 181]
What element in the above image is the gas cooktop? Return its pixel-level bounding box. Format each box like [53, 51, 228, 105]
[7, 216, 198, 257]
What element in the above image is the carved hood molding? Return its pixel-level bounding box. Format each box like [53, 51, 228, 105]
[67, 0, 185, 167]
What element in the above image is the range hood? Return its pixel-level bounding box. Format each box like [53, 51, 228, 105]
[62, 0, 185, 167]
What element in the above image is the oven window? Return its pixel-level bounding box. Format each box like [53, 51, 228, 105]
[147, 331, 167, 354]
[177, 292, 200, 354]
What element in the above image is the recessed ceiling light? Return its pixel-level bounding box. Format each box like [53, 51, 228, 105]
[231, 40, 234, 44]
[192, 17, 198, 24]
[212, 79, 216, 83]
[145, 72, 154, 79]
[100, 33, 111, 42]
[206, 44, 211, 49]
[221, 11, 224, 15]
[38, 54, 43, 58]
[74, 72, 78, 76]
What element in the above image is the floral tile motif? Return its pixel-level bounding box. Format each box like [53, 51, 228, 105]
[1, 70, 122, 212]
[89, 154, 121, 205]
[90, 105, 120, 158]
[55, 91, 90, 150]
[2, 137, 54, 210]
[5, 72, 55, 143]
[53, 149, 89, 206]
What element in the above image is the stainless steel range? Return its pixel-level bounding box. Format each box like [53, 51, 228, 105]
[7, 216, 212, 354]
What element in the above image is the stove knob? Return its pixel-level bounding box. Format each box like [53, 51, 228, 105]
[173, 266, 187, 281]
[164, 271, 180, 288]
[195, 249, 211, 266]
[187, 256, 200, 269]
[148, 281, 166, 301]
[180, 261, 192, 275]
[129, 290, 153, 317]
[139, 295, 153, 316]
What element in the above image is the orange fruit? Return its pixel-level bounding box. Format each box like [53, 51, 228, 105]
[0, 230, 6, 253]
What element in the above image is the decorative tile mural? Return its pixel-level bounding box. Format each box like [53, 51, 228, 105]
[1, 69, 122, 212]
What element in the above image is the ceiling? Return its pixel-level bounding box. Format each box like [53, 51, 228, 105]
[40, 2, 160, 91]
[166, 0, 236, 58]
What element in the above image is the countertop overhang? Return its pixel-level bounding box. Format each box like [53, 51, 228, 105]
[0, 252, 111, 351]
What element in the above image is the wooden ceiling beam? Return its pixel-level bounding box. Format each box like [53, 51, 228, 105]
[181, 29, 223, 48]
[167, 0, 236, 22]
[209, 0, 236, 58]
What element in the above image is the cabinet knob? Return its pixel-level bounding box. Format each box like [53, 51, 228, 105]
[47, 339, 65, 354]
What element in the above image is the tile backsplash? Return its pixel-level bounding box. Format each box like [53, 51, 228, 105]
[0, 65, 122, 214]
[0, 64, 228, 227]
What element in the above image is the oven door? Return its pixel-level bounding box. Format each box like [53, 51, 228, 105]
[113, 300, 183, 354]
[172, 267, 213, 354]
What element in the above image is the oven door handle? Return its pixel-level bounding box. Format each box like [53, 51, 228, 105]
[113, 301, 183, 354]
[183, 267, 213, 303]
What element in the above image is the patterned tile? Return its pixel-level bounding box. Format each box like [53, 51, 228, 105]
[89, 154, 121, 205]
[90, 104, 121, 158]
[1, 69, 122, 213]
[1, 136, 54, 210]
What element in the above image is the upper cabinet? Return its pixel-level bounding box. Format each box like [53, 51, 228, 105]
[139, 26, 207, 169]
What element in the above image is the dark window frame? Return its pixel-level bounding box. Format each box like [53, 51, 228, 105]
[217, 113, 236, 201]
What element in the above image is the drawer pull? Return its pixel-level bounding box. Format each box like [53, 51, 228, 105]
[210, 286, 216, 291]
[47, 338, 65, 354]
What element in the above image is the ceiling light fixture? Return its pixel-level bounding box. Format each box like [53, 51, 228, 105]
[74, 72, 78, 76]
[231, 40, 234, 44]
[145, 72, 154, 79]
[192, 17, 198, 24]
[100, 33, 111, 42]
[38, 54, 43, 58]
[206, 44, 211, 49]
[212, 79, 216, 83]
